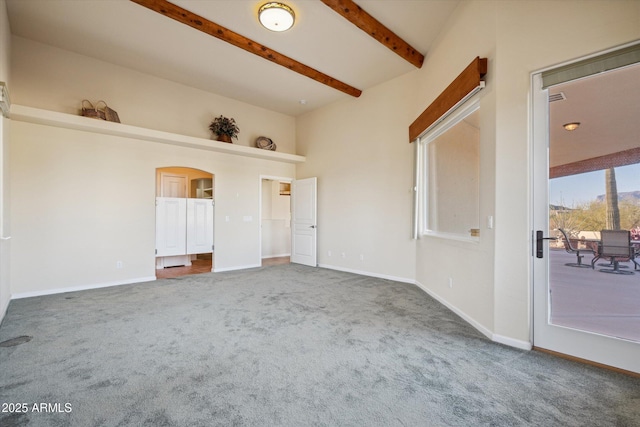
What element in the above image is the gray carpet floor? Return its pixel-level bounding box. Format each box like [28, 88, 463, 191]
[0, 264, 639, 426]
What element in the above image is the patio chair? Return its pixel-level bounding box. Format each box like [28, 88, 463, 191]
[558, 228, 592, 268]
[590, 229, 635, 275]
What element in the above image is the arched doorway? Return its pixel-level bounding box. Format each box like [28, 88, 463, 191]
[156, 166, 215, 279]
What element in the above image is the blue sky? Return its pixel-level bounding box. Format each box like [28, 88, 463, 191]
[550, 163, 640, 207]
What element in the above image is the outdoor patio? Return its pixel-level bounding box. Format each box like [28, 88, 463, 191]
[549, 248, 640, 342]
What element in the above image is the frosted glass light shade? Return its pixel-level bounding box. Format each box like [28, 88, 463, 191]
[259, 2, 295, 32]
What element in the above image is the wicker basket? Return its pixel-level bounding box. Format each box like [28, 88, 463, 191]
[256, 136, 276, 151]
[81, 100, 120, 123]
[81, 100, 106, 120]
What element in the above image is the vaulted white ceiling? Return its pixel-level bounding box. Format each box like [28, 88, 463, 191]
[6, 0, 460, 116]
[7, 0, 638, 168]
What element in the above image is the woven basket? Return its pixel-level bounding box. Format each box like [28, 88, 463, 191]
[81, 100, 120, 123]
[81, 100, 106, 120]
[256, 136, 276, 151]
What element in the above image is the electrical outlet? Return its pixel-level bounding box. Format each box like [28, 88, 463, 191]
[359, 254, 364, 261]
[448, 277, 453, 288]
[116, 261, 123, 269]
[327, 250, 332, 257]
[341, 252, 346, 259]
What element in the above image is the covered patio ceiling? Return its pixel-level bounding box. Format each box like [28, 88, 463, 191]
[549, 63, 640, 177]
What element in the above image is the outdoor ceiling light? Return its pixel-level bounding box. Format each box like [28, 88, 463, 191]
[258, 2, 295, 32]
[563, 122, 581, 131]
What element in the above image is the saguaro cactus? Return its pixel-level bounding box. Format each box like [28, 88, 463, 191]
[605, 167, 620, 230]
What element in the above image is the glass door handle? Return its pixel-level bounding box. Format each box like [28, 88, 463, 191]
[536, 230, 556, 258]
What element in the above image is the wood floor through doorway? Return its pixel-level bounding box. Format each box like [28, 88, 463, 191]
[155, 256, 290, 279]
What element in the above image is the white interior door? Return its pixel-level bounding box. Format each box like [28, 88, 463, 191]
[161, 173, 187, 198]
[156, 197, 187, 257]
[291, 177, 317, 267]
[187, 198, 214, 255]
[532, 71, 640, 374]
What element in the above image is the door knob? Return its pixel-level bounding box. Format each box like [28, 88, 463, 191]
[309, 225, 316, 229]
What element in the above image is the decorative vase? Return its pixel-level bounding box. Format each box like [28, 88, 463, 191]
[216, 134, 232, 143]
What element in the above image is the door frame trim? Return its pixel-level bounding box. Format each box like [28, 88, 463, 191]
[534, 347, 640, 378]
[258, 175, 293, 266]
[529, 43, 640, 373]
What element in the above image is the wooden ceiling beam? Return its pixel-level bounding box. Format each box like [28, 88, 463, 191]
[550, 147, 640, 179]
[320, 0, 424, 68]
[130, 0, 362, 98]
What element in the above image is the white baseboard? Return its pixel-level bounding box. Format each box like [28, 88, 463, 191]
[414, 280, 494, 340]
[261, 253, 291, 259]
[413, 280, 532, 351]
[318, 263, 415, 284]
[214, 263, 261, 273]
[319, 270, 531, 350]
[0, 296, 9, 326]
[11, 276, 157, 300]
[492, 334, 532, 350]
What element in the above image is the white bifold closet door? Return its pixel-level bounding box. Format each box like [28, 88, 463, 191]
[156, 197, 213, 257]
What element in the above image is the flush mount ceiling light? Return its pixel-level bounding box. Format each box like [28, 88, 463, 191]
[563, 122, 581, 131]
[259, 2, 295, 32]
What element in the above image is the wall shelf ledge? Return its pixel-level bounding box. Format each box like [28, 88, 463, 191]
[10, 105, 306, 164]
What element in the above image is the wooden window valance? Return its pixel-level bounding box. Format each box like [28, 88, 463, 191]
[409, 57, 487, 142]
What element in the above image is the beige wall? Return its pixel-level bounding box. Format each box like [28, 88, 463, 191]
[8, 34, 300, 296]
[262, 180, 290, 221]
[5, 0, 640, 346]
[11, 37, 297, 154]
[296, 0, 640, 346]
[10, 121, 295, 295]
[414, 0, 498, 339]
[491, 0, 639, 343]
[296, 73, 417, 282]
[261, 180, 291, 258]
[0, 0, 8, 84]
[0, 0, 11, 323]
